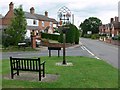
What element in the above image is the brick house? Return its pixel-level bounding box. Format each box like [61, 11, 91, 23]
[0, 14, 2, 30]
[99, 17, 120, 38]
[2, 2, 58, 39]
[2, 2, 14, 30]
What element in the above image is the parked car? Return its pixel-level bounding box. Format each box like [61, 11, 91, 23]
[36, 39, 41, 47]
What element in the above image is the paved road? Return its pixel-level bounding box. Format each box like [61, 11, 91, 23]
[2, 38, 119, 69]
[2, 45, 94, 60]
[80, 38, 119, 69]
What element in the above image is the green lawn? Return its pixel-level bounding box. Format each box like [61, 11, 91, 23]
[1, 56, 118, 88]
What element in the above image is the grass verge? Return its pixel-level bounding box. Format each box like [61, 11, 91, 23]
[2, 46, 38, 52]
[2, 56, 118, 88]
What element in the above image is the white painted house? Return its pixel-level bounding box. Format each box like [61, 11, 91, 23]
[24, 7, 58, 39]
[24, 12, 40, 39]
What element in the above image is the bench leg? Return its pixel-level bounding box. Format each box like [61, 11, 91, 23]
[43, 64, 45, 77]
[11, 69, 14, 79]
[39, 71, 41, 81]
[17, 70, 19, 76]
[16, 61, 19, 76]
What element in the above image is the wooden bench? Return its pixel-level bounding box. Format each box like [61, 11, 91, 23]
[48, 47, 61, 57]
[10, 57, 45, 81]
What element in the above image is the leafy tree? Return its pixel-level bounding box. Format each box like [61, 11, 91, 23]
[3, 5, 27, 47]
[79, 17, 102, 37]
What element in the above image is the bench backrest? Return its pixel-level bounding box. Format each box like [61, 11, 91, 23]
[10, 57, 41, 71]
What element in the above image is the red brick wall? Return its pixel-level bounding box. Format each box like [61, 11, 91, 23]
[0, 18, 2, 25]
[39, 20, 53, 32]
[2, 10, 14, 25]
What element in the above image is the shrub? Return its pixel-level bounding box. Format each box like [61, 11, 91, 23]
[58, 24, 80, 44]
[66, 24, 75, 44]
[118, 34, 120, 41]
[58, 32, 63, 43]
[99, 33, 106, 37]
[2, 31, 12, 48]
[112, 36, 119, 40]
[57, 24, 80, 44]
[75, 27, 80, 44]
[83, 34, 91, 38]
[41, 33, 59, 41]
[91, 34, 99, 39]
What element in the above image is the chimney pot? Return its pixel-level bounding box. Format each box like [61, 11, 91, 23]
[9, 2, 14, 11]
[115, 16, 119, 22]
[30, 7, 35, 14]
[45, 11, 48, 17]
[110, 18, 114, 23]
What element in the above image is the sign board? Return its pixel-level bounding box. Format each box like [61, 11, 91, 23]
[87, 31, 92, 34]
[18, 43, 26, 45]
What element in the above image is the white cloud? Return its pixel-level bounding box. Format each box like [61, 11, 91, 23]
[0, 0, 119, 27]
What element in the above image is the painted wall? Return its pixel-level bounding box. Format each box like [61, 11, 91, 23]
[26, 19, 39, 26]
[25, 29, 31, 39]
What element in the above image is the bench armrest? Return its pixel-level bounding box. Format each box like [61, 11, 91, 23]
[40, 61, 46, 65]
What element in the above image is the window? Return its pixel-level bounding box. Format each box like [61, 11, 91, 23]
[42, 21, 44, 27]
[33, 20, 36, 24]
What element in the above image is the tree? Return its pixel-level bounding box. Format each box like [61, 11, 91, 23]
[3, 5, 27, 47]
[79, 17, 102, 37]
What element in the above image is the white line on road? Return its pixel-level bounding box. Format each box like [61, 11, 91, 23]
[81, 45, 100, 60]
[81, 46, 86, 50]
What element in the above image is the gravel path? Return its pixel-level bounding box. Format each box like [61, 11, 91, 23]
[3, 72, 59, 82]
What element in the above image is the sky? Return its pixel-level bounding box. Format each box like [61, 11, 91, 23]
[0, 0, 119, 27]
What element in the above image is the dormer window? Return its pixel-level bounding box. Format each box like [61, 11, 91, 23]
[33, 20, 36, 24]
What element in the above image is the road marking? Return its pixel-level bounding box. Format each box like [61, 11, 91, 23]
[82, 46, 95, 56]
[95, 56, 100, 60]
[81, 46, 85, 50]
[81, 45, 100, 60]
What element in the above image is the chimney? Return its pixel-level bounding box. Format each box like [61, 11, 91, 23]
[110, 18, 114, 23]
[115, 16, 119, 22]
[45, 11, 48, 17]
[9, 2, 14, 11]
[30, 7, 35, 14]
